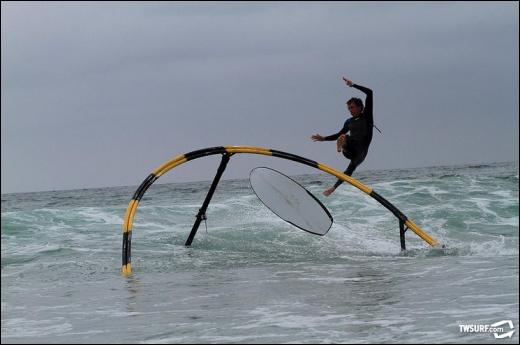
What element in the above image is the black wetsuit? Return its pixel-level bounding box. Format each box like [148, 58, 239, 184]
[323, 84, 373, 188]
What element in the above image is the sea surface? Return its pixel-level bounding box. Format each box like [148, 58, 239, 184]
[2, 161, 519, 343]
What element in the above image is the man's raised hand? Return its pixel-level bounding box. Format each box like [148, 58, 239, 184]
[342, 76, 353, 86]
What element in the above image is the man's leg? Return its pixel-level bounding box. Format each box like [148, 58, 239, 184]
[344, 148, 368, 176]
[323, 148, 367, 197]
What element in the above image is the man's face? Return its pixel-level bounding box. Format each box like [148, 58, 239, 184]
[347, 102, 362, 116]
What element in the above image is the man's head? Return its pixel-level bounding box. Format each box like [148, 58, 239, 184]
[346, 97, 363, 117]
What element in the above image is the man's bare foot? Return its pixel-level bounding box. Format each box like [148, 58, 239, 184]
[336, 134, 346, 152]
[323, 187, 336, 197]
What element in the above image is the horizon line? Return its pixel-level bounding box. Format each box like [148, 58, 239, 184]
[2, 159, 518, 196]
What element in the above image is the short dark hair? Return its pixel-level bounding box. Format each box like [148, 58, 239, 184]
[347, 97, 364, 111]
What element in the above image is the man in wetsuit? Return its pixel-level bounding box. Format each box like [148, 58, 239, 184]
[311, 77, 373, 196]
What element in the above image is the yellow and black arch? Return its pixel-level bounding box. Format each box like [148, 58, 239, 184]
[122, 145, 438, 275]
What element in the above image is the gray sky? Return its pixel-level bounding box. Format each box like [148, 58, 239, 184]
[2, 1, 518, 194]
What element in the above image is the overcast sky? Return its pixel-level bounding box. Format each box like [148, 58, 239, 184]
[2, 1, 518, 194]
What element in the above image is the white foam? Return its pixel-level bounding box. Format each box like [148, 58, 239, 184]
[1, 317, 72, 337]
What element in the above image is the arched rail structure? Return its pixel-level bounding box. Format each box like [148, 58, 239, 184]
[122, 146, 439, 275]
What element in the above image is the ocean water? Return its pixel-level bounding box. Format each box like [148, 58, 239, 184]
[2, 161, 518, 344]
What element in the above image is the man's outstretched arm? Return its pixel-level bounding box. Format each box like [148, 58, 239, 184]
[311, 125, 348, 142]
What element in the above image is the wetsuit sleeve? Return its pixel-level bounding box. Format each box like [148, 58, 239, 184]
[323, 121, 349, 141]
[323, 131, 343, 141]
[352, 84, 373, 125]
